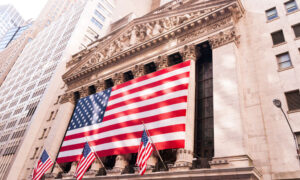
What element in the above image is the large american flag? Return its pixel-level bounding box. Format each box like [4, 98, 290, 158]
[75, 142, 96, 180]
[57, 60, 191, 163]
[136, 130, 154, 175]
[32, 150, 53, 180]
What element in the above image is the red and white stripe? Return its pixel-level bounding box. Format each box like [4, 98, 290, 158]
[57, 60, 191, 163]
[75, 151, 96, 180]
[136, 140, 153, 175]
[32, 158, 53, 180]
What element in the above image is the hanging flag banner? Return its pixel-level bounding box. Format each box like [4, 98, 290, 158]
[57, 60, 191, 163]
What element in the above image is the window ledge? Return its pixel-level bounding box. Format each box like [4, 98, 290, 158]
[267, 16, 280, 23]
[286, 9, 300, 15]
[278, 66, 294, 72]
[295, 36, 300, 41]
[288, 109, 300, 114]
[273, 41, 287, 48]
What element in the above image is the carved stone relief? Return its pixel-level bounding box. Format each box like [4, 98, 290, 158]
[208, 27, 240, 49]
[155, 55, 168, 70]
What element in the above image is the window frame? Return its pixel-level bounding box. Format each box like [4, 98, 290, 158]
[271, 30, 286, 45]
[266, 7, 278, 21]
[285, 89, 300, 111]
[284, 0, 298, 13]
[292, 23, 300, 38]
[276, 52, 293, 70]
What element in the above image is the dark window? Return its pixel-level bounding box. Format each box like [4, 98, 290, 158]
[276, 52, 292, 70]
[292, 23, 300, 38]
[285, 0, 298, 13]
[123, 71, 134, 82]
[285, 90, 300, 111]
[88, 85, 96, 95]
[271, 30, 285, 45]
[105, 78, 114, 89]
[144, 62, 157, 74]
[74, 91, 80, 103]
[266, 7, 278, 20]
[168, 52, 183, 66]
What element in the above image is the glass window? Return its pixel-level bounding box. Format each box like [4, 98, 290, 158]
[292, 23, 300, 38]
[285, 90, 300, 111]
[266, 7, 278, 20]
[94, 10, 105, 21]
[97, 3, 111, 15]
[285, 0, 298, 13]
[91, 17, 103, 30]
[101, 0, 113, 11]
[271, 30, 285, 45]
[276, 52, 292, 70]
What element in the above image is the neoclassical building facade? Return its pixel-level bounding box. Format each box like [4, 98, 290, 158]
[26, 0, 300, 179]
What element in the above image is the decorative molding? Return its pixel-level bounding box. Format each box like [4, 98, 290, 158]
[59, 92, 74, 104]
[132, 64, 144, 78]
[155, 55, 168, 70]
[180, 45, 196, 60]
[208, 27, 240, 49]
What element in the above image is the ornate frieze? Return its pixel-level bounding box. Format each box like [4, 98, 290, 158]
[63, 1, 244, 86]
[178, 15, 233, 44]
[208, 27, 240, 49]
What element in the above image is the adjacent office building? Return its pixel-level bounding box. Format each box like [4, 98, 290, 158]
[0, 21, 32, 50]
[0, 0, 115, 179]
[0, 5, 24, 41]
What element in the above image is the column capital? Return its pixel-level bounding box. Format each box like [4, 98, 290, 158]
[95, 80, 104, 92]
[132, 64, 144, 78]
[112, 72, 123, 85]
[180, 45, 196, 61]
[79, 86, 89, 98]
[155, 55, 168, 70]
[208, 28, 240, 49]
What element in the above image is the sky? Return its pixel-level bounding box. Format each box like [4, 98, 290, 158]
[0, 0, 48, 20]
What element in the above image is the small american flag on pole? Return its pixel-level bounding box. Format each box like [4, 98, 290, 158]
[75, 142, 96, 180]
[57, 60, 191, 163]
[136, 130, 154, 175]
[32, 150, 53, 180]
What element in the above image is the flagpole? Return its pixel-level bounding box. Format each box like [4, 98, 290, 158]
[84, 137, 107, 172]
[140, 120, 168, 170]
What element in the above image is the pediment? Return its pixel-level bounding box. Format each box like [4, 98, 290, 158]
[63, 0, 242, 83]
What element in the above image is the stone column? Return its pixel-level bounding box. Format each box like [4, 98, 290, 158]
[146, 154, 158, 173]
[67, 162, 78, 176]
[208, 28, 252, 168]
[84, 159, 104, 177]
[108, 154, 129, 175]
[45, 163, 62, 178]
[172, 45, 196, 171]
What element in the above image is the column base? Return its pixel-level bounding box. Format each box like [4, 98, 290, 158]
[170, 148, 193, 171]
[209, 154, 253, 169]
[106, 167, 123, 176]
